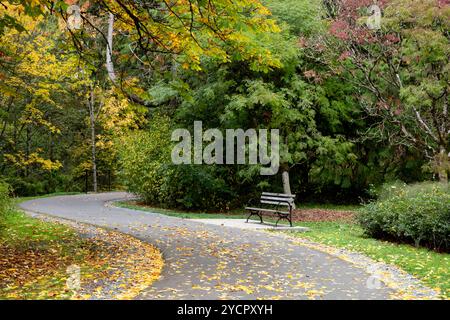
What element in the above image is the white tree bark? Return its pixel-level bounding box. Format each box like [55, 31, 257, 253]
[106, 13, 116, 83]
[88, 87, 98, 193]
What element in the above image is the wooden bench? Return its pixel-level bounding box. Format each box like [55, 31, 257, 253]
[245, 192, 296, 227]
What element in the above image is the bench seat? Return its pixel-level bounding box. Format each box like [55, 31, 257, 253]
[245, 192, 295, 227]
[245, 207, 289, 215]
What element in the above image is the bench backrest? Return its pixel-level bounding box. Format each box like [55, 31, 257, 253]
[260, 192, 295, 207]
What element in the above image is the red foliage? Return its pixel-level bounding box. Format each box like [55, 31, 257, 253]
[338, 51, 352, 61]
[329, 0, 391, 45]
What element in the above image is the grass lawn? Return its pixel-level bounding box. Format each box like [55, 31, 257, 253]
[117, 200, 449, 299]
[1, 192, 110, 299]
[1, 193, 164, 300]
[287, 221, 449, 299]
[0, 207, 95, 299]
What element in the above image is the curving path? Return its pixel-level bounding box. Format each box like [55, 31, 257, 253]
[20, 192, 396, 300]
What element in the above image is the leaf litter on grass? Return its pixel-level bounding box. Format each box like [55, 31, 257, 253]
[0, 213, 163, 300]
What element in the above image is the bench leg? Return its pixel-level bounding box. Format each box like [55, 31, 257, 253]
[287, 215, 293, 227]
[275, 215, 293, 227]
[246, 210, 263, 224]
[288, 209, 293, 227]
[275, 216, 282, 227]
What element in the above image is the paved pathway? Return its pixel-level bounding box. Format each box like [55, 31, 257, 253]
[191, 219, 310, 231]
[20, 192, 396, 300]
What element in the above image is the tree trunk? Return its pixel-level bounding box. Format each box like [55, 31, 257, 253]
[106, 13, 116, 83]
[281, 168, 295, 209]
[88, 88, 98, 193]
[282, 170, 291, 194]
[25, 125, 30, 177]
[105, 13, 156, 108]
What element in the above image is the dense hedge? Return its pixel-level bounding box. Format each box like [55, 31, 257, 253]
[358, 182, 450, 252]
[117, 116, 238, 211]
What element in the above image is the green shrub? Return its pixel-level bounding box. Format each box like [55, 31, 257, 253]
[367, 180, 408, 200]
[3, 172, 75, 196]
[0, 180, 12, 219]
[7, 177, 46, 196]
[358, 182, 450, 252]
[117, 115, 172, 204]
[117, 116, 236, 211]
[159, 164, 235, 210]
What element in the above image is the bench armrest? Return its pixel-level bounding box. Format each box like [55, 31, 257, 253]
[246, 197, 258, 207]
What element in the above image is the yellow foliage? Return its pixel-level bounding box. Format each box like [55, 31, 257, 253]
[4, 152, 62, 171]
